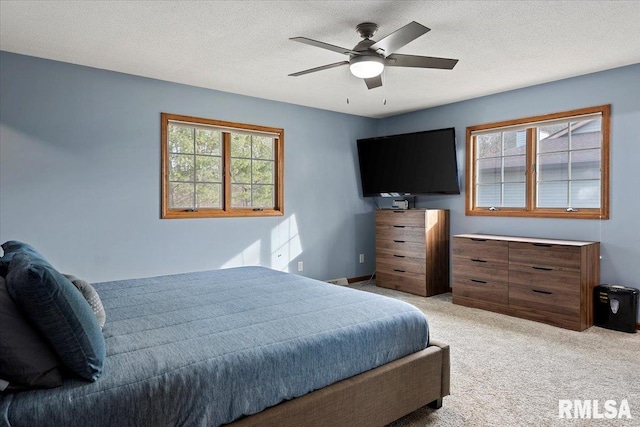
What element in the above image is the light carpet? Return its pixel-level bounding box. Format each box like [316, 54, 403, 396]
[346, 282, 640, 427]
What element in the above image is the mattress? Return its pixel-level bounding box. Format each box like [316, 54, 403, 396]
[0, 267, 429, 427]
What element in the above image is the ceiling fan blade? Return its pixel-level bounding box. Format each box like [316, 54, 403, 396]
[386, 54, 459, 70]
[364, 75, 383, 90]
[289, 37, 360, 56]
[369, 21, 430, 57]
[288, 61, 349, 77]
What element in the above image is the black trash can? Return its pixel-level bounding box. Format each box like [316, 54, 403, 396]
[594, 285, 639, 333]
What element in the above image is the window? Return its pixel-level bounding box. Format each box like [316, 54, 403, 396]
[161, 113, 284, 218]
[466, 105, 610, 219]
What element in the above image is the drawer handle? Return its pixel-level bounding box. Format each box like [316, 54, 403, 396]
[393, 255, 405, 258]
[393, 225, 406, 228]
[393, 211, 405, 214]
[471, 238, 487, 242]
[393, 240, 406, 243]
[532, 266, 553, 271]
[533, 243, 552, 247]
[394, 269, 406, 273]
[471, 258, 487, 263]
[532, 289, 553, 295]
[470, 279, 487, 284]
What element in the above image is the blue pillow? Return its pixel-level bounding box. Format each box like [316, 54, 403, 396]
[0, 240, 50, 276]
[6, 254, 105, 382]
[0, 275, 63, 390]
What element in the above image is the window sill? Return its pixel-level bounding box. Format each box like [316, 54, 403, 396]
[465, 208, 608, 220]
[161, 209, 284, 219]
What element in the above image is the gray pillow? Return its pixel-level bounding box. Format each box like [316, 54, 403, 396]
[64, 274, 106, 329]
[0, 275, 63, 390]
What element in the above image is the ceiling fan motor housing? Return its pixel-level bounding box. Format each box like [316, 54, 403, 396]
[352, 39, 377, 55]
[355, 22, 378, 39]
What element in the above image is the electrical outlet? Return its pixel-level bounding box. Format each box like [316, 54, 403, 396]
[359, 254, 365, 263]
[297, 261, 303, 272]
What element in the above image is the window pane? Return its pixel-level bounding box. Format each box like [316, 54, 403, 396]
[252, 160, 274, 184]
[571, 149, 600, 180]
[476, 133, 502, 159]
[503, 130, 526, 152]
[538, 152, 568, 181]
[231, 134, 252, 158]
[476, 184, 501, 207]
[515, 130, 527, 148]
[169, 154, 194, 182]
[195, 129, 221, 155]
[503, 155, 526, 183]
[537, 182, 568, 207]
[570, 181, 600, 208]
[195, 183, 222, 208]
[231, 158, 251, 183]
[570, 118, 601, 150]
[169, 182, 194, 209]
[231, 184, 251, 208]
[252, 185, 274, 208]
[504, 183, 526, 207]
[477, 158, 501, 184]
[252, 136, 274, 159]
[538, 123, 569, 153]
[476, 184, 525, 208]
[195, 155, 222, 182]
[168, 125, 194, 154]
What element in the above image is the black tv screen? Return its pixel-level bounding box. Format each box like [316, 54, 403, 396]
[357, 127, 460, 196]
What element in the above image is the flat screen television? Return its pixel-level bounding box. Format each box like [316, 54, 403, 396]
[357, 127, 460, 197]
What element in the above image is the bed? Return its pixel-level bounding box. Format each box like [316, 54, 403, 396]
[1, 266, 449, 427]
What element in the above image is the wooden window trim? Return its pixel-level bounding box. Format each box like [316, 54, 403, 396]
[161, 113, 284, 219]
[465, 105, 610, 219]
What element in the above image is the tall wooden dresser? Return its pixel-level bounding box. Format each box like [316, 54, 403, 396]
[375, 209, 450, 297]
[452, 233, 600, 331]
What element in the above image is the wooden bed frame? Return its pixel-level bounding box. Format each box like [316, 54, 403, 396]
[228, 340, 450, 427]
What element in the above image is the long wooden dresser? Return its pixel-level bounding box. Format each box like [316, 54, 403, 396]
[375, 209, 450, 297]
[452, 233, 600, 331]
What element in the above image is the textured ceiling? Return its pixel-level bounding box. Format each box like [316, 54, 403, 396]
[1, 1, 639, 118]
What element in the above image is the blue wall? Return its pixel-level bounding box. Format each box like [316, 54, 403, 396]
[0, 52, 377, 282]
[379, 63, 640, 302]
[1, 51, 639, 315]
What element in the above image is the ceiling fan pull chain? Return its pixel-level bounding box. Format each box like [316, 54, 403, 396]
[383, 70, 387, 105]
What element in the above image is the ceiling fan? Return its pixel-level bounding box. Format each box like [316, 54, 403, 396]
[288, 21, 459, 89]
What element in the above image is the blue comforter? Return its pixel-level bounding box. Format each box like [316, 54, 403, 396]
[1, 267, 429, 427]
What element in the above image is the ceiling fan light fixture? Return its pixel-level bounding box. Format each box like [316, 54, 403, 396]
[349, 56, 384, 79]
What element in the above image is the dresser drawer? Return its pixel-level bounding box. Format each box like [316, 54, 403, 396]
[509, 264, 581, 294]
[376, 210, 425, 227]
[376, 270, 427, 296]
[509, 241, 581, 271]
[452, 278, 508, 306]
[377, 254, 425, 275]
[508, 283, 580, 317]
[376, 225, 425, 244]
[453, 256, 508, 282]
[452, 237, 508, 263]
[376, 239, 424, 259]
[452, 257, 508, 306]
